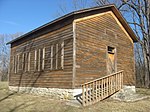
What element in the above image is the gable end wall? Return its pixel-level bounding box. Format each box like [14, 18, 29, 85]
[74, 11, 135, 87]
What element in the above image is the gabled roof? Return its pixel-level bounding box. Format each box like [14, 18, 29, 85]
[7, 4, 138, 45]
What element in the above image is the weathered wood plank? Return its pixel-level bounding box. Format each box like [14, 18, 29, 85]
[75, 11, 135, 87]
[9, 24, 74, 88]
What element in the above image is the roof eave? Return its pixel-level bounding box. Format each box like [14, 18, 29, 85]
[111, 6, 138, 42]
[6, 12, 75, 45]
[6, 4, 116, 45]
[6, 4, 138, 45]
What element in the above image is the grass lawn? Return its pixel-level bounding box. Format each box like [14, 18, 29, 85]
[0, 82, 150, 112]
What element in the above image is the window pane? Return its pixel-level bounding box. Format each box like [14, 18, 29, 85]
[19, 54, 22, 70]
[108, 46, 115, 54]
[61, 41, 64, 69]
[42, 47, 45, 70]
[58, 43, 62, 69]
[53, 45, 56, 70]
[50, 45, 53, 70]
[34, 50, 37, 71]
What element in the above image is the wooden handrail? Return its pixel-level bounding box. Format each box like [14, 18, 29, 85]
[81, 70, 123, 86]
[81, 70, 123, 106]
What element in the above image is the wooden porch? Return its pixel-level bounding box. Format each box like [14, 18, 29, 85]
[81, 70, 123, 106]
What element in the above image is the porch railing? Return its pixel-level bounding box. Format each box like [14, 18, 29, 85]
[81, 70, 123, 106]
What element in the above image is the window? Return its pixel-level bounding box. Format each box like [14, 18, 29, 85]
[24, 52, 30, 72]
[50, 45, 53, 70]
[13, 52, 30, 73]
[24, 53, 27, 72]
[17, 54, 19, 73]
[34, 47, 45, 71]
[18, 53, 22, 71]
[50, 41, 64, 70]
[13, 54, 20, 73]
[56, 44, 58, 69]
[42, 47, 45, 70]
[34, 50, 37, 71]
[28, 52, 31, 71]
[108, 46, 115, 54]
[12, 41, 64, 73]
[13, 55, 16, 73]
[22, 53, 25, 71]
[61, 41, 64, 69]
[38, 49, 41, 71]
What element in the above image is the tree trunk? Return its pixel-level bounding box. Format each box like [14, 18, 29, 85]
[0, 74, 2, 81]
[143, 49, 150, 88]
[143, 32, 150, 88]
[146, 1, 150, 88]
[148, 1, 150, 87]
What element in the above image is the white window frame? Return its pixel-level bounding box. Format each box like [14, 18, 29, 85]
[13, 55, 16, 73]
[50, 41, 64, 71]
[24, 53, 28, 72]
[38, 49, 41, 71]
[50, 45, 53, 70]
[56, 44, 58, 69]
[22, 53, 25, 71]
[42, 47, 45, 70]
[28, 52, 31, 71]
[17, 54, 20, 72]
[34, 50, 37, 71]
[61, 41, 64, 69]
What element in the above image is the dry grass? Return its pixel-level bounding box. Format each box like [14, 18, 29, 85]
[136, 88, 150, 95]
[0, 82, 150, 112]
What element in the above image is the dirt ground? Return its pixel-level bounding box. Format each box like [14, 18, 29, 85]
[0, 82, 150, 112]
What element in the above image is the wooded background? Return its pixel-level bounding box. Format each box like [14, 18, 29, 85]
[0, 0, 149, 88]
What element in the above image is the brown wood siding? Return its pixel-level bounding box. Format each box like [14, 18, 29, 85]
[9, 24, 73, 89]
[75, 12, 135, 87]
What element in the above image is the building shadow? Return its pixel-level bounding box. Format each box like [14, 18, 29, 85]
[0, 91, 17, 102]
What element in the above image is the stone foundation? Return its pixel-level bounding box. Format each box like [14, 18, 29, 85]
[9, 85, 137, 101]
[9, 86, 82, 100]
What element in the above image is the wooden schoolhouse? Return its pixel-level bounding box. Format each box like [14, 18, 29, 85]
[7, 4, 137, 106]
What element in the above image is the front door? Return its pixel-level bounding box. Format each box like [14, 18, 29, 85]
[107, 46, 116, 74]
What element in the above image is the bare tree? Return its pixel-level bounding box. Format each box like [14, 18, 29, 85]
[0, 33, 23, 81]
[134, 43, 145, 87]
[56, 0, 93, 17]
